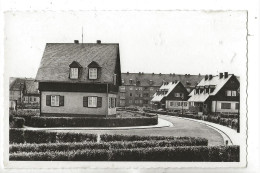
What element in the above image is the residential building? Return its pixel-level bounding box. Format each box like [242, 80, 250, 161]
[118, 73, 204, 107]
[151, 81, 189, 110]
[35, 40, 122, 117]
[9, 78, 40, 110]
[188, 72, 240, 115]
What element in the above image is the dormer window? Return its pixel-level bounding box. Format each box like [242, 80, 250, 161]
[88, 61, 101, 80]
[69, 61, 82, 79]
[89, 68, 97, 79]
[70, 68, 78, 79]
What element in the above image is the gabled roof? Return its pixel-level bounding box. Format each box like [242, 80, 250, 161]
[35, 43, 120, 83]
[88, 61, 101, 68]
[24, 80, 39, 95]
[121, 73, 204, 88]
[188, 74, 238, 102]
[151, 81, 180, 102]
[10, 78, 27, 91]
[69, 61, 82, 68]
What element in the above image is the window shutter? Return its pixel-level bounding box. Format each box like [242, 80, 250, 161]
[46, 95, 51, 106]
[83, 96, 88, 107]
[97, 97, 102, 107]
[115, 98, 117, 107]
[59, 96, 64, 106]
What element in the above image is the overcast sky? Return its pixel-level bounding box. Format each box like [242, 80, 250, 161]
[4, 11, 247, 78]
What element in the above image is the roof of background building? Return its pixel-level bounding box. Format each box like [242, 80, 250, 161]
[36, 43, 120, 83]
[121, 73, 204, 88]
[188, 74, 239, 102]
[151, 81, 180, 102]
[9, 78, 27, 91]
[24, 80, 39, 95]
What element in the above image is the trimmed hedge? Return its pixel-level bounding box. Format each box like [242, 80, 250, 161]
[9, 146, 240, 162]
[100, 134, 208, 145]
[9, 129, 97, 144]
[28, 116, 158, 127]
[11, 117, 25, 128]
[10, 139, 208, 153]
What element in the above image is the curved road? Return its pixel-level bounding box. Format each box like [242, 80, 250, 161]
[49, 115, 224, 146]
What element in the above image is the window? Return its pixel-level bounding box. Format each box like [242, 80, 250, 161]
[221, 103, 231, 109]
[139, 87, 143, 90]
[135, 100, 139, 104]
[183, 102, 187, 107]
[88, 97, 97, 107]
[129, 87, 133, 90]
[232, 91, 237, 96]
[130, 93, 133, 97]
[175, 93, 182, 97]
[51, 95, 59, 107]
[113, 74, 117, 85]
[150, 87, 154, 91]
[30, 97, 33, 102]
[170, 102, 174, 106]
[121, 79, 125, 84]
[70, 68, 78, 79]
[89, 68, 97, 79]
[120, 86, 126, 92]
[226, 90, 232, 96]
[235, 103, 239, 110]
[109, 98, 116, 108]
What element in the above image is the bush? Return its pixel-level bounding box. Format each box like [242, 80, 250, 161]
[9, 129, 24, 144]
[100, 134, 208, 145]
[110, 146, 240, 162]
[9, 129, 97, 144]
[29, 116, 158, 127]
[10, 142, 109, 153]
[10, 146, 239, 161]
[13, 117, 25, 128]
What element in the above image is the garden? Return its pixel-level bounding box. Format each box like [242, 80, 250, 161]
[9, 129, 239, 161]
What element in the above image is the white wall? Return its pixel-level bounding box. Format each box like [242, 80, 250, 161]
[41, 91, 117, 116]
[211, 101, 239, 113]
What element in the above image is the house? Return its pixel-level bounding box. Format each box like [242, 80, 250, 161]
[151, 80, 189, 110]
[9, 78, 40, 110]
[35, 40, 122, 117]
[22, 79, 40, 108]
[188, 72, 240, 115]
[118, 73, 204, 107]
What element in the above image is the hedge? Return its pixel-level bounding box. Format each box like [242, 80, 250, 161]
[9, 129, 97, 144]
[10, 139, 208, 153]
[10, 145, 239, 162]
[28, 116, 158, 127]
[100, 134, 208, 144]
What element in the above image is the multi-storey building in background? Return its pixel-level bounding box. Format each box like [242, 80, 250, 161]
[118, 72, 204, 107]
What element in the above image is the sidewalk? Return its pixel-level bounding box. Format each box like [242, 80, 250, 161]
[161, 114, 240, 145]
[24, 118, 173, 130]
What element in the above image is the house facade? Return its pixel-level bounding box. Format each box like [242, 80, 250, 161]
[9, 78, 40, 110]
[35, 40, 121, 117]
[188, 72, 240, 115]
[118, 73, 204, 108]
[151, 81, 189, 110]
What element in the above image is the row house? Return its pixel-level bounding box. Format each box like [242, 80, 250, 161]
[118, 72, 204, 107]
[151, 81, 189, 110]
[35, 40, 121, 117]
[188, 72, 240, 115]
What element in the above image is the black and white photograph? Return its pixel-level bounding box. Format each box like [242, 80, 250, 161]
[1, 7, 255, 170]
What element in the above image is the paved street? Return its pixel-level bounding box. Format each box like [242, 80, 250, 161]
[48, 115, 224, 146]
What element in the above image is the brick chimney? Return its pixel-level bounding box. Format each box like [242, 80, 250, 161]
[74, 40, 79, 44]
[97, 40, 101, 44]
[209, 75, 213, 80]
[224, 72, 228, 78]
[219, 73, 223, 79]
[205, 75, 208, 80]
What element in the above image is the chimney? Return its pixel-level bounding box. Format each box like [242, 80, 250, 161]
[127, 72, 129, 74]
[175, 80, 178, 84]
[205, 75, 208, 81]
[209, 75, 213, 80]
[97, 40, 101, 44]
[224, 72, 228, 78]
[74, 40, 79, 44]
[219, 73, 223, 79]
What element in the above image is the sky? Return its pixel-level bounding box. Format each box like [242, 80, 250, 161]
[4, 11, 247, 78]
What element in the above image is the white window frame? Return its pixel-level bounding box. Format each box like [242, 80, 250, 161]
[88, 96, 97, 107]
[232, 91, 237, 96]
[70, 68, 79, 79]
[89, 68, 98, 79]
[51, 95, 59, 107]
[175, 93, 181, 97]
[221, 102, 231, 109]
[226, 90, 232, 96]
[129, 87, 133, 90]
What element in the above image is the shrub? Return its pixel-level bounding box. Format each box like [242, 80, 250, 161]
[9, 128, 24, 144]
[10, 145, 239, 161]
[13, 117, 25, 128]
[29, 116, 158, 127]
[110, 146, 240, 162]
[100, 134, 208, 145]
[56, 132, 97, 143]
[10, 142, 109, 153]
[23, 130, 57, 144]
